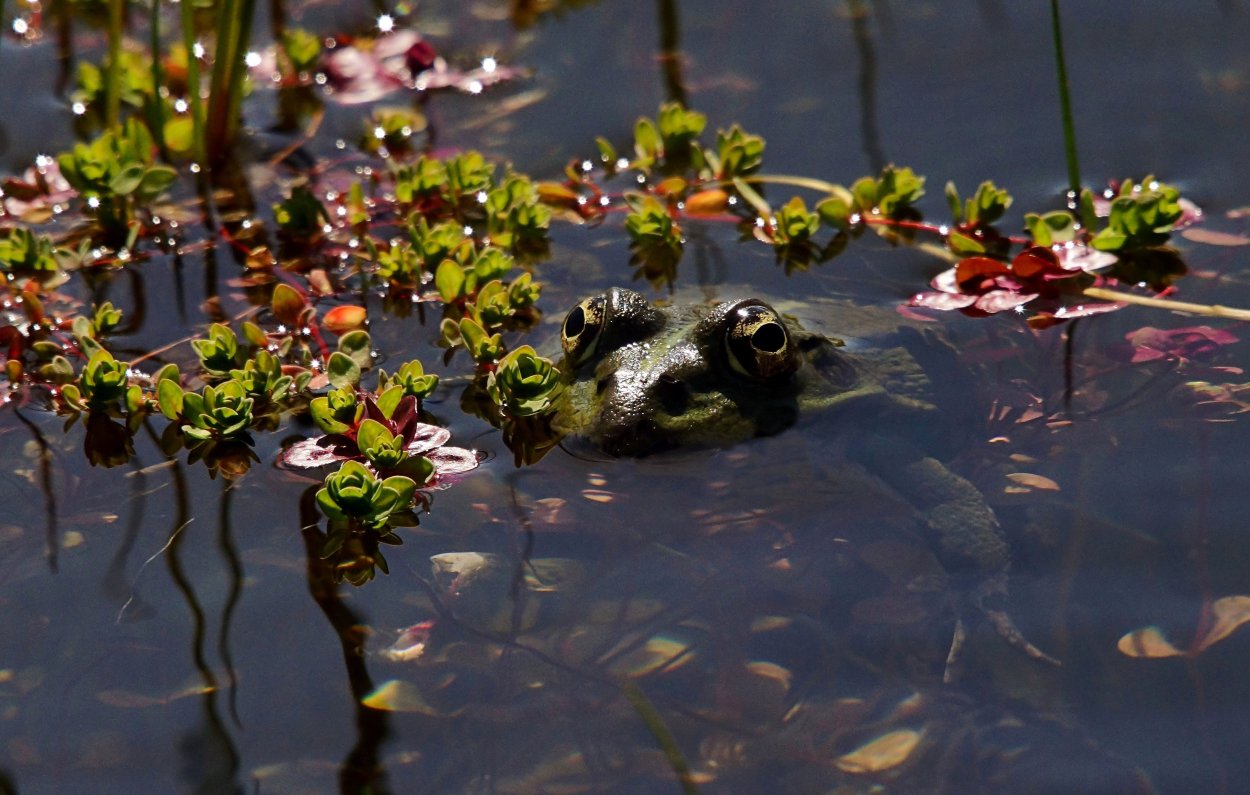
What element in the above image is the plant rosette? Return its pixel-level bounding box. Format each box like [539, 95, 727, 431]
[283, 395, 479, 488]
[315, 459, 418, 530]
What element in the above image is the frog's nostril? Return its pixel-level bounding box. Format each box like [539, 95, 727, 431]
[595, 375, 612, 395]
[655, 373, 689, 416]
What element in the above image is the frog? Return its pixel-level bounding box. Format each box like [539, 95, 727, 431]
[552, 286, 1059, 680]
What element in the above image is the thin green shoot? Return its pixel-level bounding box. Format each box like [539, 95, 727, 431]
[106, 0, 125, 129]
[179, 0, 205, 163]
[622, 682, 700, 794]
[148, 0, 167, 157]
[1050, 0, 1081, 197]
[205, 0, 257, 164]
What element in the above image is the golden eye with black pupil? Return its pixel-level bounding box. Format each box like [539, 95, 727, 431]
[561, 294, 607, 365]
[725, 302, 800, 381]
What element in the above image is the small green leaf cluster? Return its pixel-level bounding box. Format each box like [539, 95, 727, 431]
[310, 385, 362, 434]
[625, 194, 683, 280]
[1022, 176, 1185, 254]
[355, 418, 435, 482]
[1090, 176, 1184, 252]
[378, 359, 439, 401]
[178, 380, 255, 441]
[362, 106, 426, 155]
[73, 51, 155, 117]
[0, 229, 70, 282]
[391, 153, 552, 254]
[483, 173, 552, 250]
[817, 165, 926, 228]
[56, 119, 177, 242]
[280, 27, 322, 76]
[273, 185, 331, 241]
[632, 103, 707, 172]
[430, 234, 541, 365]
[60, 349, 137, 414]
[770, 197, 821, 245]
[486, 345, 561, 417]
[945, 180, 1013, 229]
[316, 459, 417, 532]
[609, 103, 764, 182]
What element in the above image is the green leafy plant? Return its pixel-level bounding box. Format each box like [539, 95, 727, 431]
[355, 418, 435, 482]
[192, 323, 245, 376]
[362, 106, 426, 155]
[487, 345, 561, 417]
[378, 359, 439, 401]
[310, 385, 362, 435]
[60, 349, 133, 413]
[280, 27, 321, 76]
[180, 380, 255, 441]
[0, 229, 68, 282]
[315, 459, 417, 531]
[273, 185, 331, 241]
[56, 118, 177, 242]
[1090, 176, 1184, 252]
[625, 194, 683, 278]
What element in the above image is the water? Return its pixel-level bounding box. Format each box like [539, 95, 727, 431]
[3, 1, 1250, 792]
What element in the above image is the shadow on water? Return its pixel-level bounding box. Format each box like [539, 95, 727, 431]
[299, 489, 394, 794]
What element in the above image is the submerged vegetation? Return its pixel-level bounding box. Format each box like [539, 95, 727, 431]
[3, 0, 1250, 791]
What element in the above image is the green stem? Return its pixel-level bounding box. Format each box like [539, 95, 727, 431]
[147, 0, 166, 157]
[1081, 286, 1250, 321]
[106, 0, 125, 129]
[622, 682, 700, 795]
[205, 0, 257, 164]
[723, 173, 843, 195]
[178, 0, 205, 163]
[1050, 0, 1081, 196]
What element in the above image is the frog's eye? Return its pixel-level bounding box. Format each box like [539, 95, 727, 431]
[561, 294, 607, 366]
[725, 302, 800, 381]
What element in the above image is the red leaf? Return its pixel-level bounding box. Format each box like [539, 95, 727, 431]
[1011, 246, 1060, 279]
[323, 305, 367, 335]
[954, 257, 1010, 291]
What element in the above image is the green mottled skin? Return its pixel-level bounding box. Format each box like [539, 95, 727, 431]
[555, 288, 1058, 677]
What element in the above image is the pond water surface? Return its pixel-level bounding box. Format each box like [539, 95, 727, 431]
[4, 1, 1250, 793]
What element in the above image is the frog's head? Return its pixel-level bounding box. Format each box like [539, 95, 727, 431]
[552, 287, 865, 456]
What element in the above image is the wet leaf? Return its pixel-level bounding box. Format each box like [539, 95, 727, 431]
[1006, 472, 1061, 491]
[361, 679, 447, 715]
[835, 729, 924, 774]
[323, 305, 367, 334]
[271, 283, 304, 326]
[605, 634, 696, 679]
[1197, 595, 1250, 651]
[1117, 626, 1184, 658]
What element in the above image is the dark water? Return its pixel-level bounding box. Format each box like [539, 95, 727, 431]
[4, 1, 1250, 792]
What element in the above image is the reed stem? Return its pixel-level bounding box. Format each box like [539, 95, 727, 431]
[1050, 0, 1081, 196]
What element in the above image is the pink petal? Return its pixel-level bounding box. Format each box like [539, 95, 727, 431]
[281, 438, 346, 469]
[973, 290, 1037, 314]
[405, 423, 452, 455]
[428, 447, 482, 484]
[929, 267, 962, 294]
[909, 291, 978, 311]
[1050, 302, 1125, 320]
[1053, 244, 1118, 273]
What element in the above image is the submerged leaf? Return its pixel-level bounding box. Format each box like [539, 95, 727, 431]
[835, 729, 924, 774]
[1117, 626, 1184, 658]
[1197, 595, 1250, 651]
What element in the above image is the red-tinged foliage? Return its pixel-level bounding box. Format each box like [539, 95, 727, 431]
[1125, 325, 1239, 364]
[911, 245, 1120, 323]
